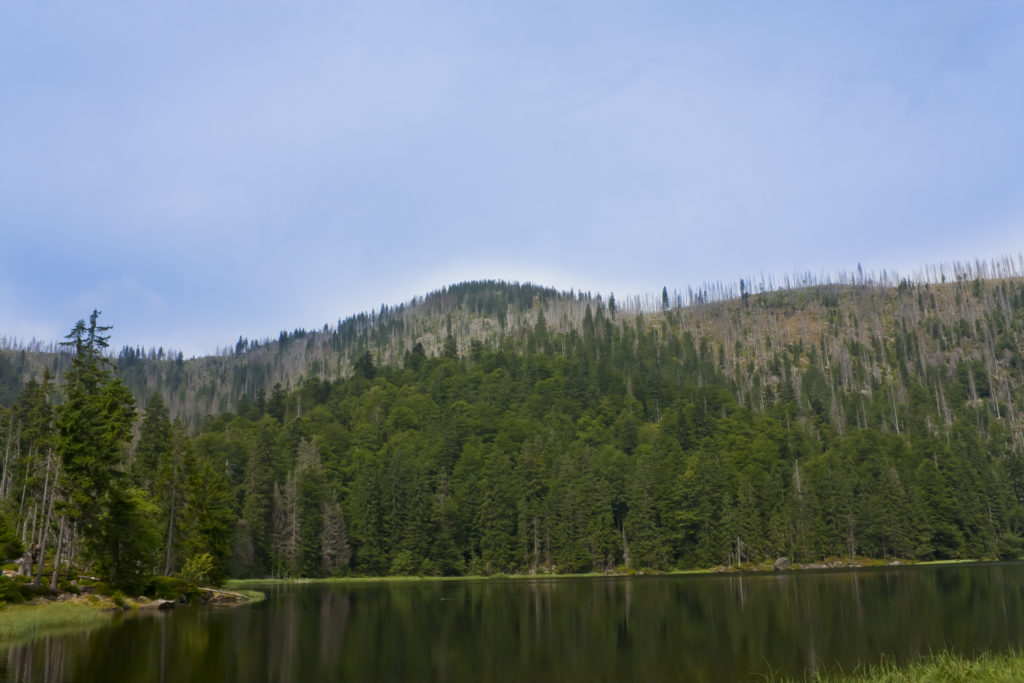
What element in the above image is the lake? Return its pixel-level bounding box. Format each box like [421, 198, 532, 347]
[4, 563, 1024, 681]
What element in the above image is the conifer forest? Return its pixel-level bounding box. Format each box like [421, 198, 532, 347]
[5, 263, 1024, 589]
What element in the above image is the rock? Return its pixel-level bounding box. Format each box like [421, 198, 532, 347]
[140, 599, 175, 610]
[201, 588, 251, 605]
[773, 557, 789, 571]
[888, 560, 901, 566]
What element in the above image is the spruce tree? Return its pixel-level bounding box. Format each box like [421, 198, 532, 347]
[56, 311, 140, 588]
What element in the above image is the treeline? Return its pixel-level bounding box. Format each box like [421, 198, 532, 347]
[3, 269, 1024, 585]
[191, 301, 1024, 576]
[1, 254, 1020, 430]
[0, 313, 232, 593]
[4, 286, 1019, 585]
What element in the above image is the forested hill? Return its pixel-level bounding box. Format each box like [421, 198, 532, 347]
[1, 281, 575, 424]
[4, 265, 1024, 585]
[4, 268, 1024, 442]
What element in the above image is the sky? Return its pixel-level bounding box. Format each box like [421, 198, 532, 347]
[2, 2, 1024, 357]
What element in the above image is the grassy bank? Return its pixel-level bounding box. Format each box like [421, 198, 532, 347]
[221, 561, 940, 588]
[0, 601, 112, 643]
[776, 651, 1024, 682]
[225, 572, 615, 589]
[219, 589, 264, 603]
[225, 558, 1007, 588]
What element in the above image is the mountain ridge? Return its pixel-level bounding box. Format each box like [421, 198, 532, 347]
[3, 257, 1024, 440]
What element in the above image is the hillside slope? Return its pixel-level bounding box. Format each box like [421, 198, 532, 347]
[4, 271, 1024, 448]
[5, 266, 1024, 579]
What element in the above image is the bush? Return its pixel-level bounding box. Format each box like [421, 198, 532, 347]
[180, 553, 215, 588]
[15, 578, 52, 601]
[87, 582, 113, 597]
[389, 550, 418, 576]
[466, 554, 486, 576]
[0, 576, 25, 605]
[0, 514, 23, 561]
[146, 575, 188, 600]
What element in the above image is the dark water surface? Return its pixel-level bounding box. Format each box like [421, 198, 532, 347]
[5, 563, 1024, 682]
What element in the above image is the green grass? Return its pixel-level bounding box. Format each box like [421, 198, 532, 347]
[772, 651, 1024, 682]
[229, 589, 265, 603]
[0, 602, 112, 643]
[225, 572, 615, 589]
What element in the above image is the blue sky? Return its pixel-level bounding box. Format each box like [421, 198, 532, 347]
[3, 2, 1023, 357]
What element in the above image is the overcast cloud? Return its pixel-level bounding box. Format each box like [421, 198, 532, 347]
[2, 2, 1023, 355]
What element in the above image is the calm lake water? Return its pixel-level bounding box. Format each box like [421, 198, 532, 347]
[4, 563, 1024, 682]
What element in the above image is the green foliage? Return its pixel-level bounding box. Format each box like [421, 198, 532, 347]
[0, 602, 112, 641]
[0, 576, 25, 605]
[794, 650, 1024, 682]
[180, 553, 215, 588]
[133, 393, 171, 492]
[0, 514, 23, 561]
[146, 575, 188, 600]
[8, 277, 1024, 587]
[58, 311, 140, 589]
[99, 488, 161, 595]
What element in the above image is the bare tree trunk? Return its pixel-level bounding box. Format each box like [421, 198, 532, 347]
[621, 524, 630, 569]
[50, 517, 66, 592]
[163, 480, 178, 575]
[532, 517, 539, 573]
[66, 524, 79, 577]
[18, 452, 33, 525]
[33, 452, 58, 586]
[1, 415, 18, 500]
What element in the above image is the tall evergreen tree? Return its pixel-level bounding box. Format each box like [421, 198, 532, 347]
[56, 311, 141, 589]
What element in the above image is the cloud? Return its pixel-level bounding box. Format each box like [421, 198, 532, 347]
[2, 2, 1023, 355]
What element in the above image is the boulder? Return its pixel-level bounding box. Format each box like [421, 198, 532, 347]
[773, 557, 789, 571]
[139, 599, 175, 610]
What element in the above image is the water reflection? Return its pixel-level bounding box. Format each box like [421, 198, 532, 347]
[4, 564, 1024, 682]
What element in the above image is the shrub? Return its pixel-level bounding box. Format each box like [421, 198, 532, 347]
[15, 578, 52, 601]
[389, 550, 418, 576]
[146, 575, 188, 600]
[0, 514, 23, 561]
[180, 553, 215, 588]
[0, 576, 25, 605]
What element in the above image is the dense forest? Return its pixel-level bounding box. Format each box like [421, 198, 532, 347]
[4, 264, 1024, 589]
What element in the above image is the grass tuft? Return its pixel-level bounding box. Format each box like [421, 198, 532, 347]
[0, 602, 111, 642]
[231, 589, 265, 603]
[771, 650, 1024, 682]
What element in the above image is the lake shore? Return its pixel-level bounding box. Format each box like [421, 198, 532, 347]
[0, 587, 263, 644]
[224, 556, 989, 588]
[5, 565, 1023, 680]
[0, 600, 113, 643]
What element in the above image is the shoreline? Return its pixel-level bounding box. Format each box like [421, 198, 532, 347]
[0, 601, 114, 644]
[0, 587, 263, 644]
[0, 559, 998, 644]
[224, 556, 999, 588]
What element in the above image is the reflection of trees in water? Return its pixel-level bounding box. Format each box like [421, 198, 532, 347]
[2, 635, 67, 683]
[6, 567, 1024, 681]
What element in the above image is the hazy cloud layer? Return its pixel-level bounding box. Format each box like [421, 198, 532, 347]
[3, 2, 1023, 355]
